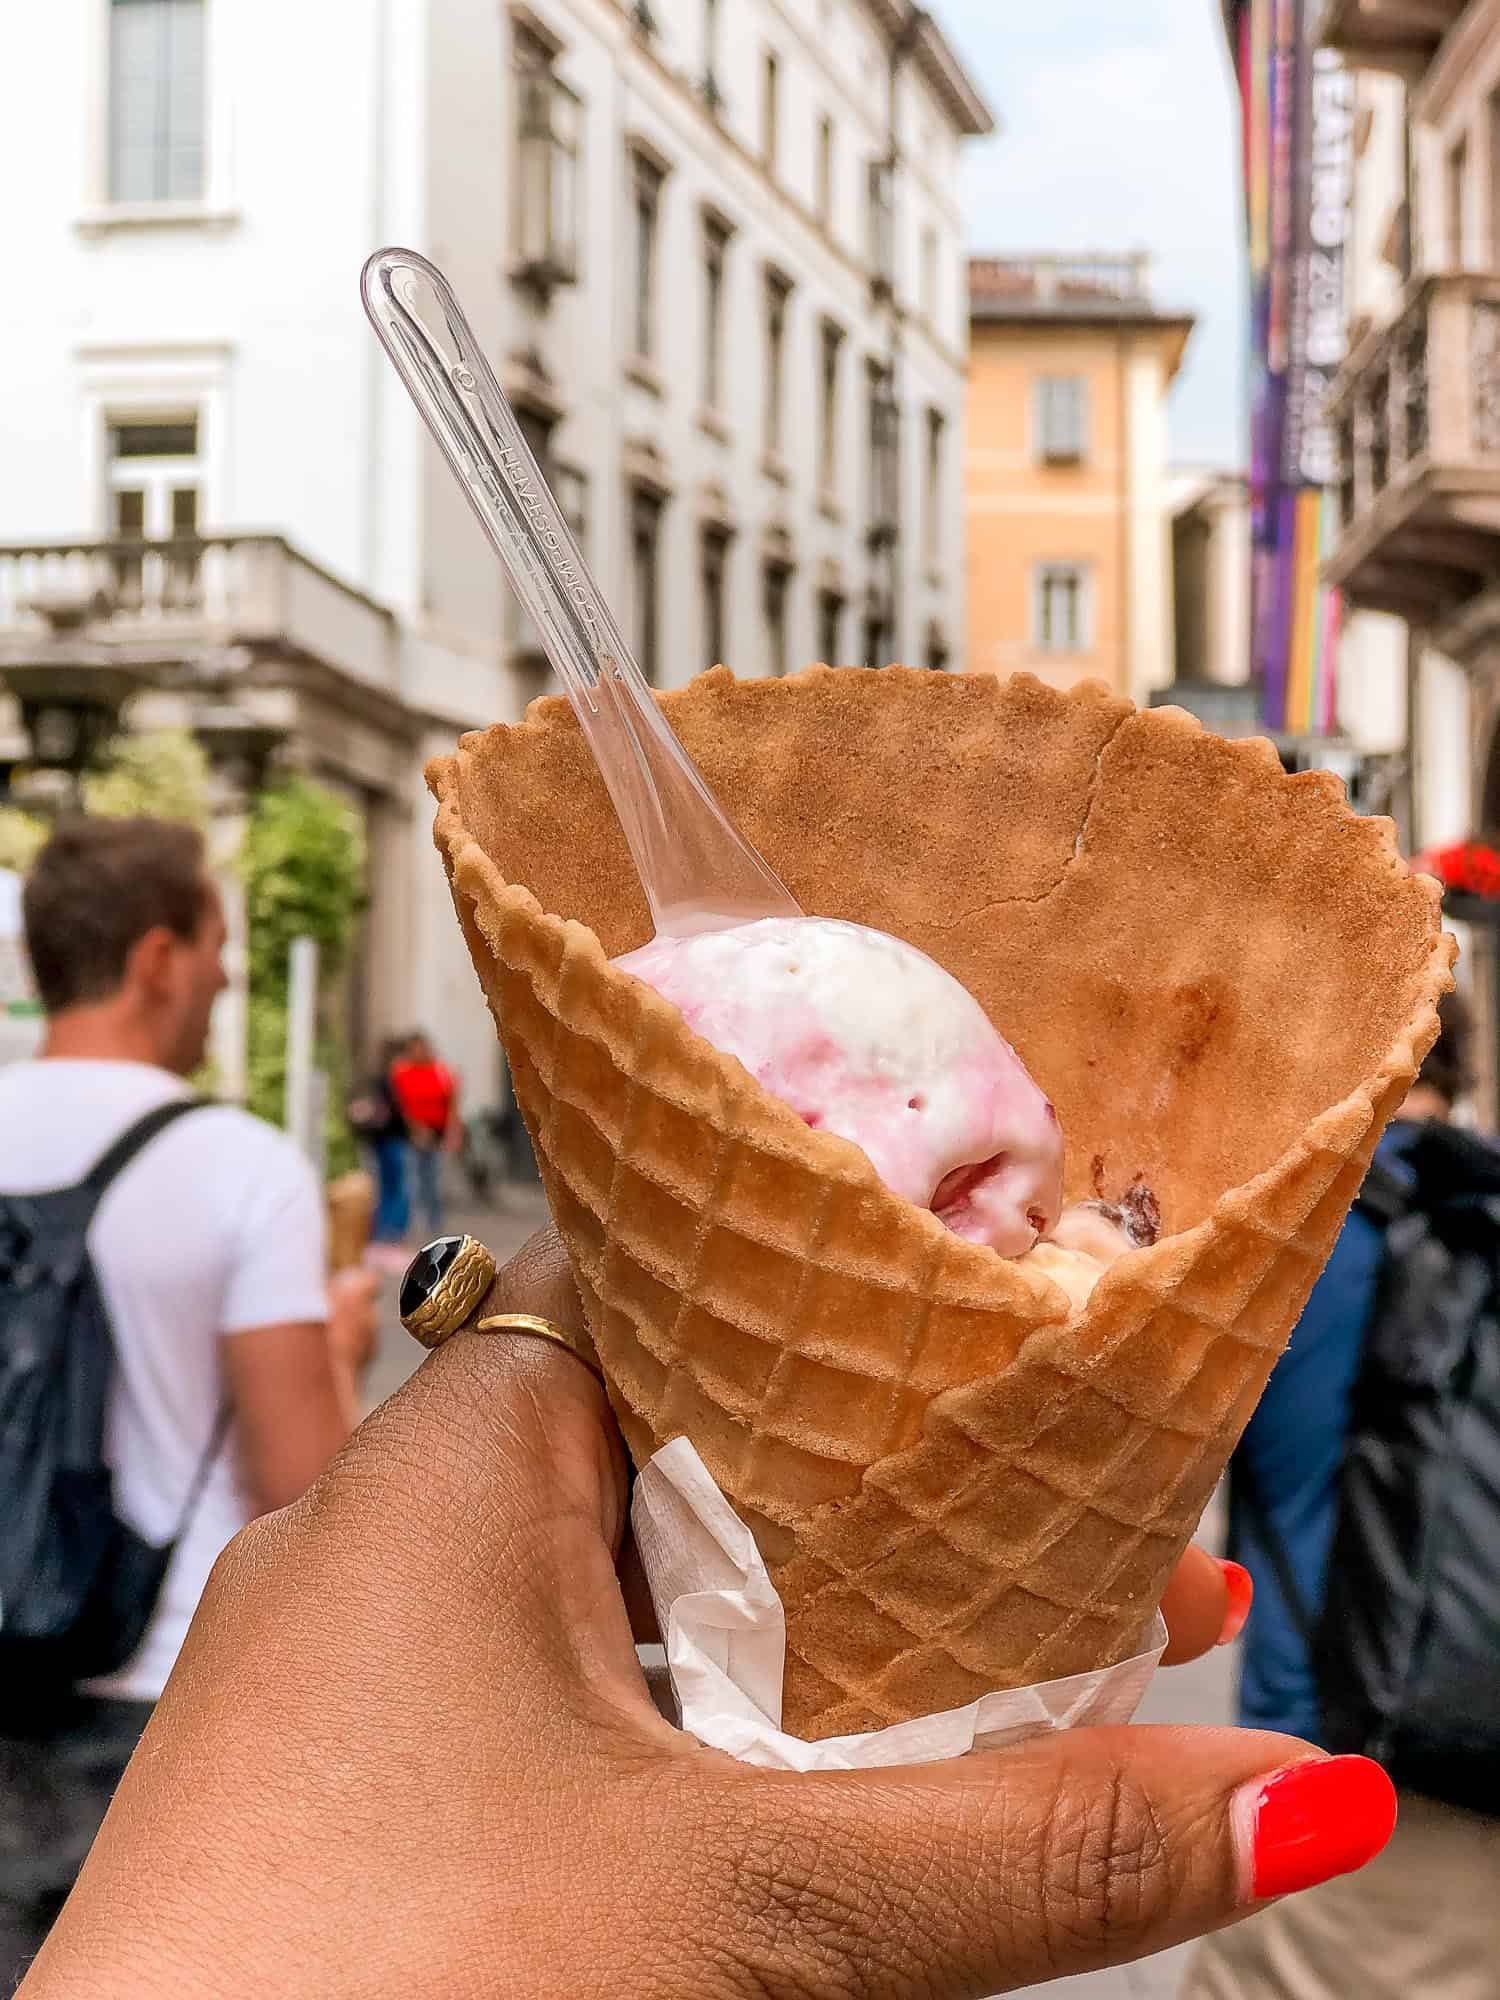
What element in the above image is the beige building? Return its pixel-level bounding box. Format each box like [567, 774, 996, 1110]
[965, 254, 1193, 705]
[0, 0, 990, 1100]
[1322, 0, 1500, 1099]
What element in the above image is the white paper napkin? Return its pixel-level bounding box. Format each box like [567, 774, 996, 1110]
[631, 1436, 1168, 1771]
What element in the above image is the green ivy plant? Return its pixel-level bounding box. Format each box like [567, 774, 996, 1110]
[240, 777, 367, 1176]
[83, 729, 212, 824]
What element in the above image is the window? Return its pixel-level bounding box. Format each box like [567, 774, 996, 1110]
[109, 0, 205, 204]
[702, 0, 723, 108]
[1033, 563, 1090, 653]
[866, 361, 899, 538]
[554, 463, 589, 555]
[630, 488, 664, 682]
[701, 526, 730, 666]
[764, 269, 793, 458]
[816, 114, 834, 227]
[106, 413, 202, 605]
[762, 50, 781, 174]
[1448, 134, 1469, 268]
[514, 33, 582, 285]
[924, 408, 945, 566]
[631, 152, 665, 361]
[507, 409, 563, 665]
[866, 157, 894, 291]
[818, 320, 844, 494]
[702, 215, 731, 410]
[1035, 377, 1088, 463]
[816, 588, 844, 665]
[862, 609, 891, 669]
[925, 626, 950, 674]
[763, 560, 792, 677]
[920, 225, 938, 320]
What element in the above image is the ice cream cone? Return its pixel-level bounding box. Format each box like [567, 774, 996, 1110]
[429, 667, 1453, 1739]
[327, 1170, 376, 1273]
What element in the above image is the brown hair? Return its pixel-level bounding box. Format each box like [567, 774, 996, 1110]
[1418, 988, 1474, 1107]
[23, 817, 211, 1013]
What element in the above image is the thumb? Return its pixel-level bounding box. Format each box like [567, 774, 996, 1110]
[748, 1727, 1395, 1998]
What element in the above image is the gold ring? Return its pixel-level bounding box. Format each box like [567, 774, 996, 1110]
[476, 1311, 606, 1388]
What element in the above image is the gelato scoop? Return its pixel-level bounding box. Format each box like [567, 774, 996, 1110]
[618, 915, 1063, 1257]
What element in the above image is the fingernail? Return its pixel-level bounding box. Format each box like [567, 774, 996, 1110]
[1216, 1560, 1253, 1646]
[1237, 1756, 1397, 1903]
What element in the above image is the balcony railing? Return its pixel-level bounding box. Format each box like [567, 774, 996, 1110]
[0, 534, 400, 694]
[1325, 271, 1500, 640]
[1322, 0, 1467, 70]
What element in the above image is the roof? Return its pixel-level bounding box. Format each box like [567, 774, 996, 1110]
[968, 254, 1197, 373]
[858, 2, 996, 137]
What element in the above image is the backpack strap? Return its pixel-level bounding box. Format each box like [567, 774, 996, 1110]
[84, 1104, 232, 1536]
[171, 1398, 234, 1543]
[79, 1099, 209, 1211]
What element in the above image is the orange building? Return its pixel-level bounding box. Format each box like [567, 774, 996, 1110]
[965, 255, 1193, 700]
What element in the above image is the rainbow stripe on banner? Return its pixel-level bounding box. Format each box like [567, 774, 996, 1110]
[1230, 0, 1354, 736]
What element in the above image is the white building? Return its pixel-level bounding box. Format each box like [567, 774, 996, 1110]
[0, 0, 991, 1100]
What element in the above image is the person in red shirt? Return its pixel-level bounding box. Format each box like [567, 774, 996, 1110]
[389, 1034, 460, 1235]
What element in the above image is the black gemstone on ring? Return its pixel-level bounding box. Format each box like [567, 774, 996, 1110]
[401, 1236, 466, 1321]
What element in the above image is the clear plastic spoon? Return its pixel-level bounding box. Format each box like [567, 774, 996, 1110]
[361, 247, 801, 939]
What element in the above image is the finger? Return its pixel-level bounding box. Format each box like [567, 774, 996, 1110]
[489, 1222, 587, 1338]
[720, 1728, 1395, 1998]
[1159, 1545, 1251, 1664]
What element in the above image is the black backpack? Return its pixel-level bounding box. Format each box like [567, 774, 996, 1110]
[1243, 1124, 1500, 1814]
[0, 1099, 227, 1699]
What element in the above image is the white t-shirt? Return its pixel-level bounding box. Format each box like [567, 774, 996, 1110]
[0, 1060, 327, 1700]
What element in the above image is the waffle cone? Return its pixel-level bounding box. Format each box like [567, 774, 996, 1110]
[429, 667, 1453, 1739]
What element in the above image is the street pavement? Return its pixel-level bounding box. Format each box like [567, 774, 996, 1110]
[366, 1183, 1232, 2000]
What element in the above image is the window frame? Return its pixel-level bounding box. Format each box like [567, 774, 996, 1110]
[815, 113, 834, 229]
[762, 558, 792, 678]
[923, 406, 946, 568]
[818, 318, 845, 497]
[702, 212, 733, 412]
[763, 266, 793, 459]
[103, 0, 208, 209]
[629, 148, 667, 363]
[629, 484, 665, 684]
[512, 29, 583, 290]
[1031, 561, 1093, 655]
[762, 48, 781, 175]
[1034, 376, 1090, 465]
[701, 523, 731, 668]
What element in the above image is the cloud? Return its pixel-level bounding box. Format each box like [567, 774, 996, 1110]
[938, 0, 1247, 466]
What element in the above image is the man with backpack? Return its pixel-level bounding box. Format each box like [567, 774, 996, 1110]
[1183, 991, 1500, 1998]
[0, 817, 374, 1986]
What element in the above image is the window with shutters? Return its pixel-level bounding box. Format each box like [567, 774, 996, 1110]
[1035, 377, 1089, 463]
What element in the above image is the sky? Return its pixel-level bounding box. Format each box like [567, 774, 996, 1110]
[939, 0, 1248, 470]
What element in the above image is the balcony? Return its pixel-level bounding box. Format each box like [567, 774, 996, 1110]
[1325, 272, 1500, 647]
[0, 533, 401, 697]
[1322, 0, 1468, 71]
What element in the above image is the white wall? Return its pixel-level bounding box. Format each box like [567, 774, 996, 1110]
[0, 0, 985, 1104]
[1337, 610, 1407, 754]
[1413, 644, 1472, 848]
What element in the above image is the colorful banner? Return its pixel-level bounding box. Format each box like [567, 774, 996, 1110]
[1230, 0, 1354, 735]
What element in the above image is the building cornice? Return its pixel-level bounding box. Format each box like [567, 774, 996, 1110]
[855, 0, 995, 136]
[1414, 2, 1492, 125]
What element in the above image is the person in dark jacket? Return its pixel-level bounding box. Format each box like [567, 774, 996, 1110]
[1183, 990, 1500, 1999]
[350, 1037, 411, 1259]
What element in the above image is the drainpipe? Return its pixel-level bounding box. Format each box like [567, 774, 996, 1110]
[884, 6, 923, 662]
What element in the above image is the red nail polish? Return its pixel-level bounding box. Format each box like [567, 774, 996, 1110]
[1245, 1756, 1397, 1902]
[1217, 1560, 1254, 1646]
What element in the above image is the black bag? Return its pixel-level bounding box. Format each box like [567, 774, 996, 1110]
[1242, 1125, 1500, 1813]
[0, 1099, 227, 1698]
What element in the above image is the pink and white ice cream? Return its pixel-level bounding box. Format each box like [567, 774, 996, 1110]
[618, 915, 1064, 1257]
